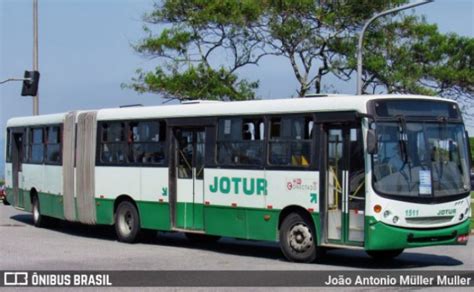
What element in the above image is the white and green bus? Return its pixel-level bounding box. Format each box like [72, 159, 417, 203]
[3, 94, 472, 262]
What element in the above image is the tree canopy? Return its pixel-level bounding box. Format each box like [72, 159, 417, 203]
[126, 0, 473, 113]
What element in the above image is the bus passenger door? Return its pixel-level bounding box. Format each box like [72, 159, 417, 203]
[11, 132, 25, 209]
[174, 128, 205, 230]
[324, 123, 365, 246]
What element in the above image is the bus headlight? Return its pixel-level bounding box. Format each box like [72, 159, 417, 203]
[459, 213, 464, 221]
[392, 216, 399, 224]
[383, 210, 391, 218]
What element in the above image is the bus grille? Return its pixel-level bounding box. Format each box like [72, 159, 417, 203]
[405, 216, 453, 225]
[407, 231, 457, 243]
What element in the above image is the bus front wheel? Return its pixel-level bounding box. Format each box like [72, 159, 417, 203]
[279, 212, 322, 263]
[366, 249, 404, 261]
[115, 201, 141, 243]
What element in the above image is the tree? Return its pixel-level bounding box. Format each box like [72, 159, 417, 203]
[128, 0, 473, 110]
[260, 0, 407, 96]
[344, 15, 474, 113]
[126, 0, 267, 101]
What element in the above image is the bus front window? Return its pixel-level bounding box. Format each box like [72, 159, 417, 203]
[372, 122, 470, 198]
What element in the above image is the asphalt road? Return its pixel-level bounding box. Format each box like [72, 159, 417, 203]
[0, 203, 473, 271]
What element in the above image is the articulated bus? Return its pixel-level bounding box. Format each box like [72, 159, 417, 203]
[3, 95, 472, 262]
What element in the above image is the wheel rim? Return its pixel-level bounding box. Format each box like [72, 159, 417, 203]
[288, 223, 313, 253]
[118, 207, 134, 236]
[33, 201, 39, 223]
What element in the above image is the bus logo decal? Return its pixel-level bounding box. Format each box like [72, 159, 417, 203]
[437, 209, 456, 216]
[209, 176, 267, 196]
[285, 178, 317, 192]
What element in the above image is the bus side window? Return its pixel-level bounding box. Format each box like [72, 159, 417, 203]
[30, 128, 44, 163]
[268, 116, 312, 167]
[129, 120, 166, 165]
[46, 126, 61, 164]
[241, 118, 264, 165]
[216, 117, 264, 166]
[100, 122, 127, 164]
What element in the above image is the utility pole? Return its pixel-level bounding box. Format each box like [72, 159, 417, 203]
[0, 1, 40, 100]
[33, 0, 39, 115]
[356, 0, 433, 95]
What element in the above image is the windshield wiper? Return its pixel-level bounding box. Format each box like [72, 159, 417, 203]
[397, 115, 413, 191]
[397, 115, 409, 164]
[437, 116, 449, 162]
[436, 116, 449, 181]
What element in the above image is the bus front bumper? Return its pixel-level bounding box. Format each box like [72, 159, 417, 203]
[365, 217, 471, 251]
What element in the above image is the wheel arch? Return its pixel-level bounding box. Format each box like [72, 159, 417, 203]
[113, 194, 140, 223]
[278, 205, 320, 244]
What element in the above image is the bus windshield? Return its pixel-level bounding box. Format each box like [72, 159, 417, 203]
[373, 121, 470, 198]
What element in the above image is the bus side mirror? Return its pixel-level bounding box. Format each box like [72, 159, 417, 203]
[466, 131, 472, 170]
[21, 70, 40, 96]
[367, 129, 378, 154]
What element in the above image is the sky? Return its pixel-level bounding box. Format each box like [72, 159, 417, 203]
[0, 0, 473, 178]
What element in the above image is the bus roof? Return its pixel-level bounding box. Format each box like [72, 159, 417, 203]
[6, 94, 452, 127]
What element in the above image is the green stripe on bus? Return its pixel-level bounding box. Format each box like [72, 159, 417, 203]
[95, 199, 284, 241]
[37, 192, 64, 219]
[95, 198, 172, 229]
[95, 198, 114, 225]
[137, 200, 171, 231]
[175, 202, 194, 230]
[5, 187, 55, 216]
[204, 205, 279, 241]
[5, 188, 325, 243]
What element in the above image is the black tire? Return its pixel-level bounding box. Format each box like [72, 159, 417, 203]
[115, 201, 141, 243]
[32, 196, 45, 227]
[185, 233, 221, 243]
[279, 212, 322, 263]
[366, 249, 404, 261]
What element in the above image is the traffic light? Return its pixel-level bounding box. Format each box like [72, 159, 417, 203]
[21, 70, 40, 96]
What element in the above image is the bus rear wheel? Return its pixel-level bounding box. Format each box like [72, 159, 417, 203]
[279, 212, 321, 263]
[115, 201, 141, 243]
[32, 196, 45, 227]
[366, 249, 404, 261]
